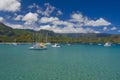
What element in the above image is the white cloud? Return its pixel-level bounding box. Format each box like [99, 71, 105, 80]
[37, 24, 98, 33]
[22, 12, 38, 25]
[70, 13, 111, 27]
[39, 17, 59, 23]
[6, 23, 36, 30]
[28, 3, 38, 9]
[37, 25, 52, 31]
[111, 27, 117, 30]
[28, 3, 63, 17]
[39, 16, 74, 28]
[52, 20, 74, 27]
[118, 30, 120, 32]
[28, 3, 43, 14]
[0, 17, 4, 22]
[38, 14, 102, 33]
[14, 15, 23, 21]
[0, 0, 21, 12]
[37, 9, 42, 14]
[85, 18, 111, 27]
[103, 27, 108, 31]
[42, 3, 55, 16]
[70, 13, 85, 22]
[58, 27, 95, 33]
[6, 23, 23, 29]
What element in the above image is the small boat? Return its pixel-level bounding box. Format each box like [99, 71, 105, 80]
[29, 43, 47, 50]
[45, 33, 51, 45]
[104, 42, 111, 47]
[11, 42, 17, 45]
[12, 39, 17, 45]
[52, 43, 60, 48]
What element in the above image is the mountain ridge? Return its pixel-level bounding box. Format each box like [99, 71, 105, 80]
[0, 23, 120, 43]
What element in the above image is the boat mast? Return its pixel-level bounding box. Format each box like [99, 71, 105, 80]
[46, 32, 48, 43]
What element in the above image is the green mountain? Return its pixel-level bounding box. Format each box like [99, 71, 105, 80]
[0, 23, 55, 42]
[0, 23, 120, 43]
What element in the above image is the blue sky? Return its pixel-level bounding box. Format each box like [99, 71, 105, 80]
[0, 0, 120, 34]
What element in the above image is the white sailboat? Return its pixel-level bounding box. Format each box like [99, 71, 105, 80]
[29, 33, 47, 50]
[52, 43, 61, 48]
[45, 33, 51, 45]
[29, 43, 47, 50]
[12, 42, 17, 45]
[12, 39, 17, 45]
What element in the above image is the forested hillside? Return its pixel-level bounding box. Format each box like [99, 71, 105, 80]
[0, 23, 120, 43]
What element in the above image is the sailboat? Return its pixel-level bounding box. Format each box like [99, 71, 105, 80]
[45, 33, 51, 45]
[12, 42, 17, 45]
[29, 32, 47, 50]
[29, 43, 47, 50]
[12, 39, 17, 45]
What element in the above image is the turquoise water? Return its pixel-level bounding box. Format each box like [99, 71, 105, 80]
[0, 44, 120, 80]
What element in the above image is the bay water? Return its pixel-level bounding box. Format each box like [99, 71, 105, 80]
[0, 44, 120, 80]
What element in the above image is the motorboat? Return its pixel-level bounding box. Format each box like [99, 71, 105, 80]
[104, 42, 111, 47]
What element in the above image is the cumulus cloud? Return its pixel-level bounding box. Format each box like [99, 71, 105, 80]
[28, 3, 43, 14]
[4, 11, 112, 33]
[70, 13, 85, 22]
[38, 24, 98, 33]
[39, 17, 59, 23]
[14, 15, 23, 21]
[0, 1, 113, 34]
[39, 16, 74, 27]
[42, 3, 55, 16]
[58, 27, 95, 33]
[22, 12, 38, 25]
[0, 0, 21, 12]
[103, 27, 108, 31]
[0, 17, 4, 22]
[6, 22, 36, 30]
[38, 13, 110, 33]
[53, 20, 74, 27]
[37, 25, 52, 31]
[6, 23, 23, 29]
[111, 27, 117, 30]
[70, 13, 111, 27]
[28, 3, 63, 17]
[85, 18, 111, 27]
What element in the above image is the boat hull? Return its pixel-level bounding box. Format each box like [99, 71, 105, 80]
[29, 47, 47, 50]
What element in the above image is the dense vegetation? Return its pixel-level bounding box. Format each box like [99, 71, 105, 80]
[0, 23, 120, 43]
